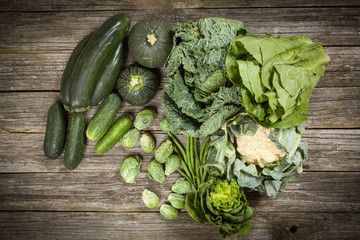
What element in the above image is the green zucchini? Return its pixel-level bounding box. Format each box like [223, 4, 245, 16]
[95, 115, 132, 154]
[64, 112, 86, 170]
[86, 93, 122, 141]
[43, 103, 66, 159]
[62, 14, 130, 112]
[89, 41, 126, 106]
[60, 33, 92, 111]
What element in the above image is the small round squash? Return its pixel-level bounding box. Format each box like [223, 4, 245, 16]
[128, 18, 173, 68]
[117, 66, 159, 106]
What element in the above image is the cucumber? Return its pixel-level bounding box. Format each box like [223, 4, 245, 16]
[60, 33, 92, 111]
[95, 115, 132, 154]
[67, 14, 130, 112]
[86, 93, 122, 141]
[43, 103, 66, 159]
[64, 112, 86, 170]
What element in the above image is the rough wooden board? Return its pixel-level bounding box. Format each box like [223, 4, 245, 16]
[1, 48, 359, 91]
[0, 172, 359, 212]
[1, 86, 359, 133]
[0, 211, 359, 240]
[0, 129, 359, 173]
[0, 8, 359, 51]
[1, 0, 360, 11]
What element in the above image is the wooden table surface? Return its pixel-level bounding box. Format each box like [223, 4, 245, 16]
[0, 1, 359, 239]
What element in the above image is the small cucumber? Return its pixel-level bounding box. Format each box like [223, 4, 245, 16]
[43, 103, 66, 159]
[64, 112, 86, 170]
[86, 93, 122, 141]
[95, 115, 132, 154]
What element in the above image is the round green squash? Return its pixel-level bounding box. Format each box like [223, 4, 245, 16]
[128, 18, 173, 68]
[117, 66, 159, 106]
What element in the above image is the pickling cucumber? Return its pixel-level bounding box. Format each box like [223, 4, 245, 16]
[95, 115, 132, 154]
[64, 112, 86, 170]
[43, 103, 66, 159]
[86, 93, 122, 141]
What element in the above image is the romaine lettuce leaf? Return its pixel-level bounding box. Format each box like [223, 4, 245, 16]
[226, 34, 330, 129]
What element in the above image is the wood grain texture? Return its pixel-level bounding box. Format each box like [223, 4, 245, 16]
[1, 8, 359, 52]
[0, 211, 359, 240]
[0, 129, 359, 173]
[1, 0, 359, 11]
[0, 172, 359, 212]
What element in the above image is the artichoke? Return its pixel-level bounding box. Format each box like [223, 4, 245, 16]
[186, 179, 253, 238]
[120, 156, 142, 183]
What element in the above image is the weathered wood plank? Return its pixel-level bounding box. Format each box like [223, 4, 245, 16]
[1, 87, 359, 133]
[1, 0, 359, 11]
[0, 172, 359, 212]
[0, 8, 359, 52]
[0, 129, 359, 173]
[1, 48, 358, 91]
[0, 211, 358, 240]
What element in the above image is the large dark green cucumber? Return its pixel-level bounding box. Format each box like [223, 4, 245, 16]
[69, 14, 131, 112]
[86, 93, 122, 141]
[43, 103, 66, 159]
[89, 41, 126, 106]
[64, 112, 86, 170]
[95, 115, 132, 154]
[60, 33, 92, 111]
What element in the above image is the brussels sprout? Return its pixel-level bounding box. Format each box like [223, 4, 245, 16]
[142, 189, 160, 208]
[172, 177, 191, 194]
[168, 193, 185, 209]
[155, 139, 173, 164]
[148, 160, 165, 183]
[121, 128, 140, 148]
[165, 155, 181, 176]
[120, 156, 142, 183]
[160, 117, 170, 133]
[140, 132, 155, 153]
[134, 109, 156, 130]
[160, 204, 179, 220]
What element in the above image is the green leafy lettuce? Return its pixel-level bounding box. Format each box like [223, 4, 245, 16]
[186, 179, 254, 238]
[205, 113, 308, 198]
[162, 18, 247, 137]
[226, 34, 330, 128]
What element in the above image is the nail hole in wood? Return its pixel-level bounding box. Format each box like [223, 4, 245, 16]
[290, 225, 298, 233]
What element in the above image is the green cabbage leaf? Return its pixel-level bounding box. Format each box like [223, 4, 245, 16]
[162, 18, 247, 137]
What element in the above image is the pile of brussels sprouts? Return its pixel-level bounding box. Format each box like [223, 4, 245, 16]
[119, 112, 192, 219]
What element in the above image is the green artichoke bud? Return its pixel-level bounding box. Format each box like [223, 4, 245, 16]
[165, 155, 181, 175]
[140, 132, 155, 153]
[168, 193, 185, 209]
[155, 139, 173, 164]
[121, 128, 140, 148]
[147, 160, 165, 183]
[160, 117, 170, 133]
[142, 189, 159, 208]
[134, 109, 156, 130]
[160, 204, 179, 220]
[120, 156, 142, 183]
[172, 177, 191, 194]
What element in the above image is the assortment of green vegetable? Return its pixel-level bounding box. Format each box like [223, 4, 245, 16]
[43, 13, 330, 239]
